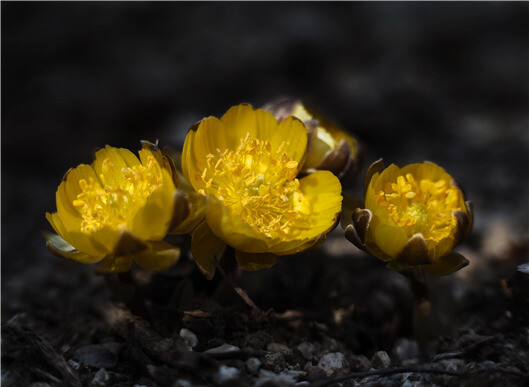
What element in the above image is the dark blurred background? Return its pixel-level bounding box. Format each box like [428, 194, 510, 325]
[2, 2, 528, 276]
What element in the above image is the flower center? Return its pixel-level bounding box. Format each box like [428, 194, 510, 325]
[197, 133, 302, 238]
[73, 155, 163, 233]
[375, 173, 462, 241]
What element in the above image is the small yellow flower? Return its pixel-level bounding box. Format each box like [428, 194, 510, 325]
[182, 104, 343, 278]
[263, 98, 363, 186]
[45, 144, 194, 273]
[342, 159, 472, 275]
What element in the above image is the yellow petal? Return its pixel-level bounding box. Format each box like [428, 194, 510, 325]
[92, 145, 131, 187]
[130, 169, 175, 241]
[46, 212, 107, 258]
[182, 117, 225, 191]
[272, 116, 307, 165]
[371, 163, 400, 193]
[429, 236, 455, 261]
[132, 240, 180, 271]
[400, 162, 451, 185]
[235, 251, 277, 271]
[291, 170, 342, 235]
[206, 196, 271, 253]
[220, 104, 259, 147]
[373, 223, 409, 258]
[191, 221, 226, 279]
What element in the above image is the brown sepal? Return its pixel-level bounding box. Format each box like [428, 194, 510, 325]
[344, 224, 368, 253]
[168, 191, 191, 232]
[114, 231, 148, 257]
[351, 208, 373, 244]
[317, 139, 350, 176]
[395, 233, 432, 265]
[452, 209, 469, 245]
[261, 97, 300, 121]
[363, 158, 384, 198]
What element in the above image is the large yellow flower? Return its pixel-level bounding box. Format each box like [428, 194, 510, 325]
[45, 144, 195, 273]
[182, 104, 343, 278]
[342, 159, 472, 275]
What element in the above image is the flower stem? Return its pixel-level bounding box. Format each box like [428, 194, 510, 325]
[215, 262, 264, 320]
[104, 271, 152, 324]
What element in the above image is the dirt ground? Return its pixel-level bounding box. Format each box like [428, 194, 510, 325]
[2, 3, 528, 386]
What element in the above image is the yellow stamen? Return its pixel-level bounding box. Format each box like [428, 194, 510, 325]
[199, 133, 302, 238]
[375, 173, 461, 242]
[73, 155, 163, 233]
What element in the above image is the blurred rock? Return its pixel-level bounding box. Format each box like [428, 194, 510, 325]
[204, 343, 240, 355]
[392, 338, 420, 363]
[348, 354, 371, 371]
[74, 345, 117, 369]
[212, 365, 240, 384]
[303, 364, 327, 381]
[246, 357, 261, 375]
[266, 342, 292, 357]
[90, 368, 109, 386]
[179, 328, 198, 349]
[371, 351, 391, 369]
[296, 342, 316, 361]
[317, 352, 349, 376]
[263, 352, 286, 373]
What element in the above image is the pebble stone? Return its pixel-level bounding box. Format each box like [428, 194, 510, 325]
[204, 343, 240, 354]
[179, 328, 198, 349]
[267, 342, 292, 357]
[317, 352, 349, 376]
[246, 357, 262, 375]
[297, 342, 316, 360]
[371, 351, 391, 369]
[213, 365, 240, 384]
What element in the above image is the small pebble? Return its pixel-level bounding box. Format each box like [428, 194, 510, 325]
[213, 365, 240, 384]
[297, 342, 315, 360]
[204, 343, 240, 354]
[90, 368, 109, 386]
[348, 354, 371, 371]
[392, 338, 420, 362]
[179, 328, 198, 349]
[246, 357, 262, 375]
[256, 369, 296, 386]
[371, 351, 391, 369]
[74, 345, 117, 369]
[263, 352, 286, 372]
[303, 364, 327, 381]
[317, 352, 349, 376]
[267, 342, 292, 357]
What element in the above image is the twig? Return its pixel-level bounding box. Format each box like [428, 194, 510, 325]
[215, 262, 264, 319]
[310, 366, 462, 387]
[432, 335, 499, 361]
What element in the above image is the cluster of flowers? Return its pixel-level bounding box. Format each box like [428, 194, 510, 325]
[45, 99, 472, 278]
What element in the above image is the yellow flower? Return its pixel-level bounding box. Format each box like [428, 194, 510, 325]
[182, 104, 343, 278]
[263, 98, 363, 186]
[45, 143, 195, 273]
[342, 159, 472, 275]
